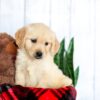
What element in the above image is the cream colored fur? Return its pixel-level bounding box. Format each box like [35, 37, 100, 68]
[15, 23, 72, 88]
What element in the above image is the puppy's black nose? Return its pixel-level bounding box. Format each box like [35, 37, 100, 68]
[35, 51, 43, 59]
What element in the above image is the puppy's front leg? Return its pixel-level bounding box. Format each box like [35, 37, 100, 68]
[26, 67, 38, 87]
[15, 68, 25, 86]
[48, 70, 72, 88]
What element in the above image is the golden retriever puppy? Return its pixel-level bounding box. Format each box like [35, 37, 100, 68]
[15, 23, 72, 88]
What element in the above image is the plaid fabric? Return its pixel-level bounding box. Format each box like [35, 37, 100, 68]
[0, 84, 76, 100]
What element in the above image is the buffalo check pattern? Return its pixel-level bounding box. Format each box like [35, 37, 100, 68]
[0, 84, 76, 100]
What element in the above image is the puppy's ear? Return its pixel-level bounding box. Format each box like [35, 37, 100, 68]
[51, 37, 60, 55]
[15, 27, 26, 48]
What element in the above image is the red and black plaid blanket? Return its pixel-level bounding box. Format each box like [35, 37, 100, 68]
[0, 84, 76, 100]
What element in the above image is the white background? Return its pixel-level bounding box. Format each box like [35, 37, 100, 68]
[0, 0, 100, 100]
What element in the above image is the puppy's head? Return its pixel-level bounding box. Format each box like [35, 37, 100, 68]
[15, 23, 60, 60]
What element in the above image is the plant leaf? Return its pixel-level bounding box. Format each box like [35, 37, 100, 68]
[74, 66, 79, 86]
[54, 53, 59, 65]
[67, 38, 74, 54]
[54, 37, 79, 87]
[65, 38, 75, 85]
[63, 51, 72, 77]
[54, 38, 65, 71]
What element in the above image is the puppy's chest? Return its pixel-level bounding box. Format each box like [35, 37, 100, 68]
[27, 61, 51, 76]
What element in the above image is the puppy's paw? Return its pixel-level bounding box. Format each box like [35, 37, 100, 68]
[15, 80, 25, 86]
[63, 76, 72, 86]
[15, 77, 25, 86]
[49, 76, 72, 88]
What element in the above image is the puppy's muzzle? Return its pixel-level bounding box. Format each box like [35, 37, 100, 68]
[34, 51, 43, 59]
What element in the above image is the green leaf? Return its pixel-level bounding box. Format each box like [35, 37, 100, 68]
[63, 51, 72, 77]
[54, 53, 59, 65]
[54, 37, 80, 87]
[74, 66, 79, 86]
[65, 38, 75, 85]
[54, 38, 65, 71]
[67, 38, 74, 54]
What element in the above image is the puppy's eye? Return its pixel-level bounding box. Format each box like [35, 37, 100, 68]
[31, 39, 37, 43]
[45, 42, 49, 46]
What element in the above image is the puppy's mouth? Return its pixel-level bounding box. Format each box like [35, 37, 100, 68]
[35, 56, 42, 59]
[34, 51, 43, 59]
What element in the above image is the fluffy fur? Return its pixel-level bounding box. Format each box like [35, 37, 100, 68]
[15, 23, 72, 88]
[0, 33, 17, 84]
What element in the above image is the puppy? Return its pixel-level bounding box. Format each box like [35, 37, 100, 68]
[15, 23, 72, 88]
